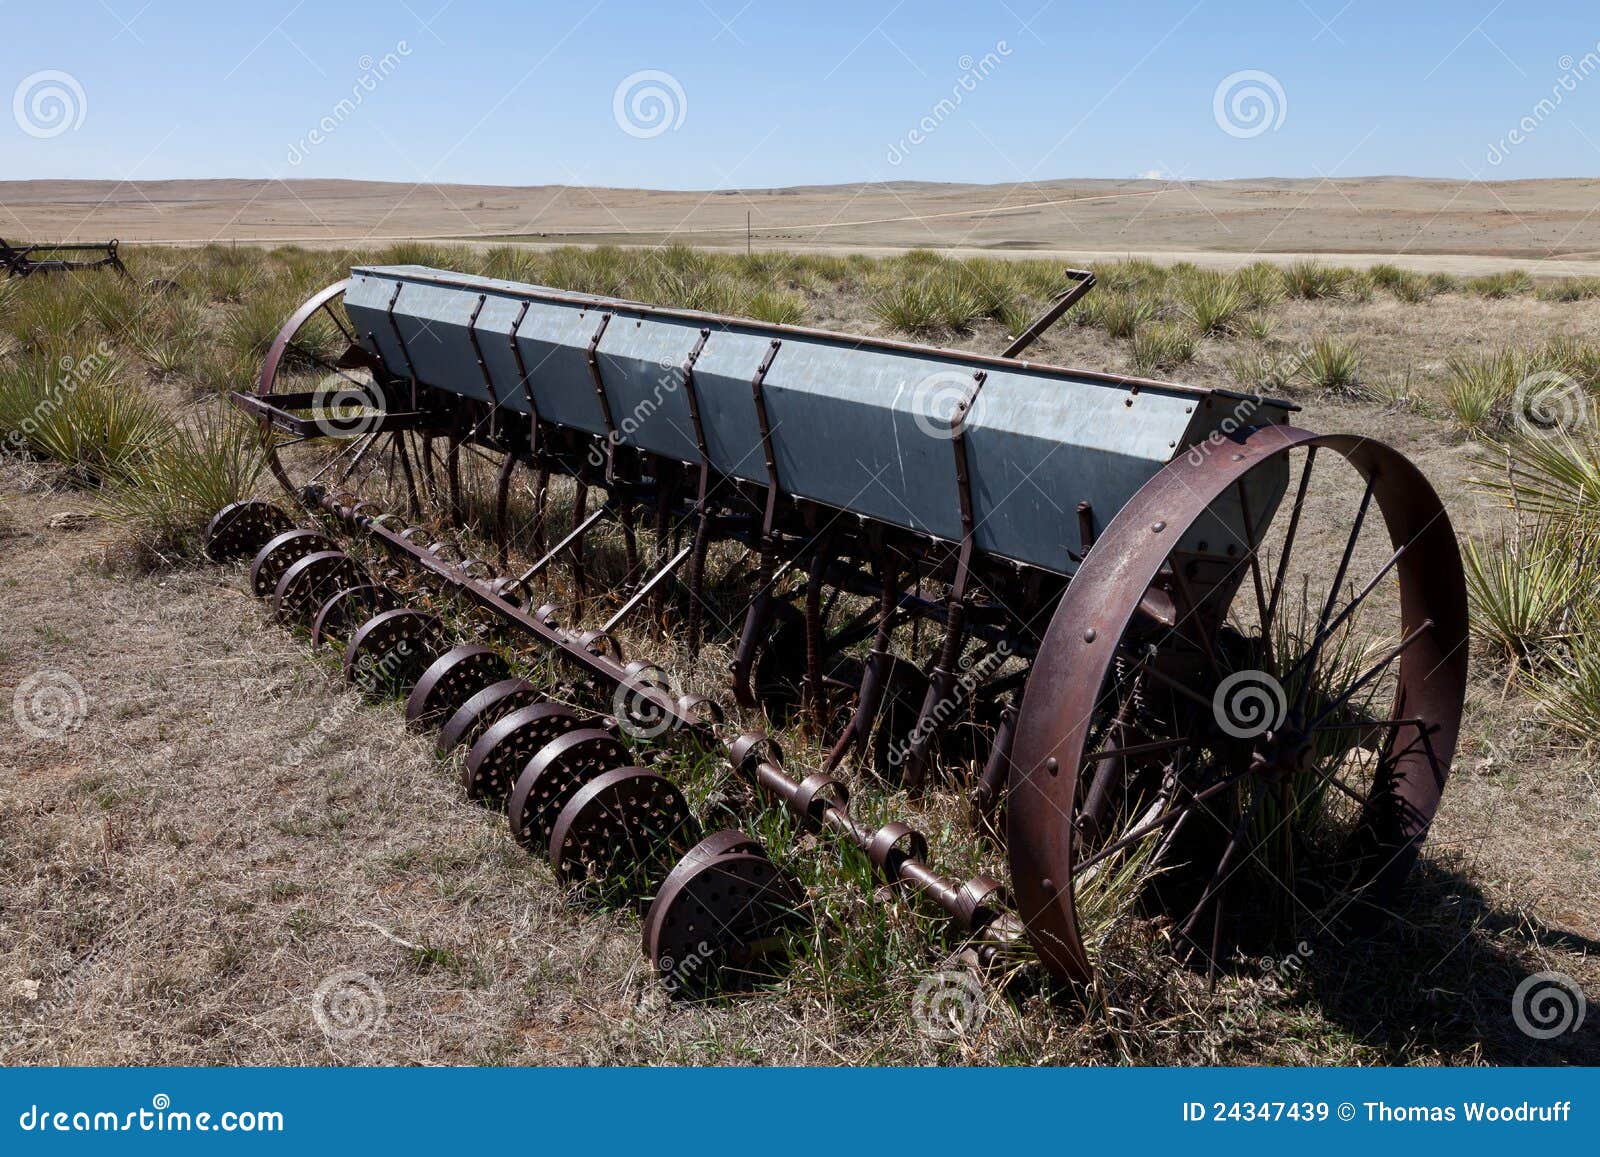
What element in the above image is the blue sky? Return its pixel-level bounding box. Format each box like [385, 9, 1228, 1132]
[5, 0, 1600, 187]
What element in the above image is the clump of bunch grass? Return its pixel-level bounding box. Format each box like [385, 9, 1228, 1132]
[0, 345, 167, 486]
[1128, 323, 1196, 375]
[1294, 337, 1361, 394]
[100, 408, 268, 557]
[1176, 271, 1248, 336]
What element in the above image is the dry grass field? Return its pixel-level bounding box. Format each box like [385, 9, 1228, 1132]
[11, 176, 1600, 274]
[2, 236, 1598, 1067]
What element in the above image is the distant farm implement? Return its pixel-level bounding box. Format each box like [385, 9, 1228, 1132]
[0, 237, 128, 278]
[209, 261, 1467, 995]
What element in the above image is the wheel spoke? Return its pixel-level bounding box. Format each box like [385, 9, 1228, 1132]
[1178, 780, 1270, 937]
[1235, 479, 1272, 666]
[1307, 619, 1434, 731]
[1073, 763, 1250, 876]
[1264, 446, 1316, 640]
[320, 301, 356, 344]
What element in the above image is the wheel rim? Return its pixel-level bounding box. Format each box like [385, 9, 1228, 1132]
[1008, 425, 1468, 985]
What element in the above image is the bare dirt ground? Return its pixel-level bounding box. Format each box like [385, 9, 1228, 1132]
[9, 177, 1600, 276]
[2, 393, 1596, 1066]
[2, 232, 1599, 1065]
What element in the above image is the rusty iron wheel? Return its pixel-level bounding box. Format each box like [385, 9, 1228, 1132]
[462, 702, 587, 802]
[310, 583, 400, 649]
[342, 608, 446, 696]
[506, 728, 630, 852]
[204, 501, 293, 562]
[272, 550, 369, 624]
[547, 767, 701, 907]
[435, 678, 542, 757]
[643, 838, 807, 1000]
[1009, 427, 1468, 985]
[248, 529, 335, 600]
[404, 646, 512, 728]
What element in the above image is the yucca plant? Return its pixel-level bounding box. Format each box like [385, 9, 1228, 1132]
[1473, 428, 1600, 523]
[1092, 291, 1157, 340]
[1531, 629, 1600, 746]
[1295, 337, 1361, 394]
[1128, 323, 1196, 375]
[1280, 261, 1350, 300]
[743, 289, 806, 326]
[100, 407, 268, 556]
[0, 348, 168, 485]
[1177, 272, 1247, 336]
[869, 276, 985, 336]
[1463, 522, 1595, 667]
[1536, 277, 1600, 303]
[1465, 270, 1534, 299]
[1226, 346, 1295, 393]
[1390, 271, 1436, 303]
[1233, 262, 1285, 310]
[1443, 349, 1519, 438]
